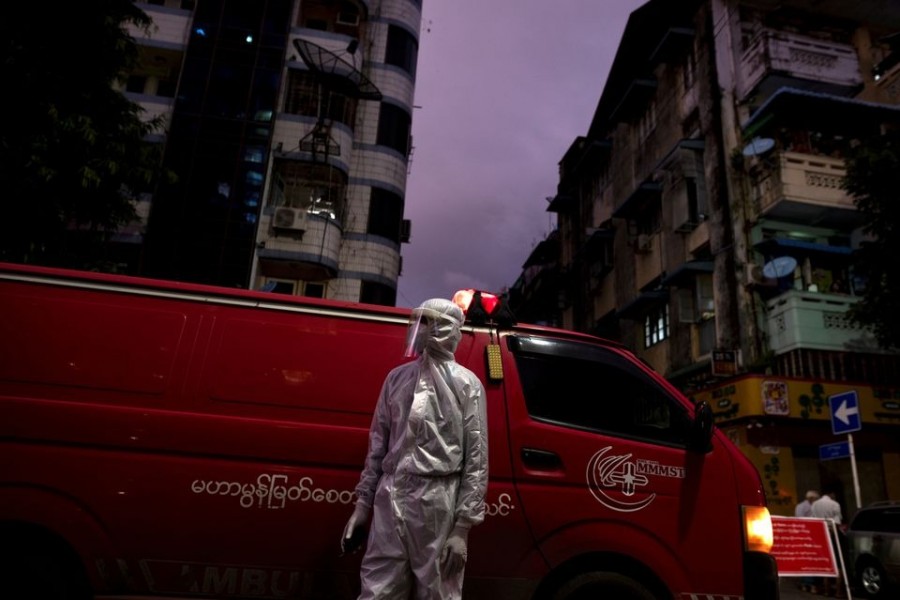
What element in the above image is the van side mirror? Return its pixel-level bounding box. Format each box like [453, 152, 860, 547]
[690, 400, 714, 453]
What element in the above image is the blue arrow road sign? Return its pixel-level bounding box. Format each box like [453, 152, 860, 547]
[820, 441, 850, 461]
[829, 391, 861, 435]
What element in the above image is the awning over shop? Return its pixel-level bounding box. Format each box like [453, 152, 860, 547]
[615, 288, 668, 320]
[522, 236, 559, 268]
[649, 26, 696, 65]
[609, 78, 658, 124]
[570, 138, 613, 175]
[754, 238, 853, 259]
[742, 87, 900, 138]
[585, 226, 615, 250]
[661, 260, 714, 287]
[547, 193, 575, 213]
[612, 180, 662, 220]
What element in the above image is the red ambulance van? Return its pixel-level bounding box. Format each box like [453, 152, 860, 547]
[0, 261, 778, 599]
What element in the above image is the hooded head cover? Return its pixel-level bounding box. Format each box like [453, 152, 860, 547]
[404, 298, 464, 360]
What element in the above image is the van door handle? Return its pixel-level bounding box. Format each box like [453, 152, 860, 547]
[521, 447, 562, 470]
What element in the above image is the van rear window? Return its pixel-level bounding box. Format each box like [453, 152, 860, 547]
[508, 336, 690, 447]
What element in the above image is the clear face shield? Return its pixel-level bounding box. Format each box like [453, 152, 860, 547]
[403, 307, 440, 358]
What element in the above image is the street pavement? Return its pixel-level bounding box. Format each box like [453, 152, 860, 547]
[779, 577, 864, 599]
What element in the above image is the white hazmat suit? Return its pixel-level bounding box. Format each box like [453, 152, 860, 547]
[342, 298, 488, 600]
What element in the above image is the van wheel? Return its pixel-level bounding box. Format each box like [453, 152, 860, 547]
[552, 571, 657, 600]
[857, 557, 889, 599]
[0, 533, 91, 600]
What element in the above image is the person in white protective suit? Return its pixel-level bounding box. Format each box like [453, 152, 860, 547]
[342, 298, 488, 600]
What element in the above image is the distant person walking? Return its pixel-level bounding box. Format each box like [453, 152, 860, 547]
[795, 490, 820, 593]
[811, 488, 846, 598]
[811, 488, 842, 524]
[795, 490, 819, 518]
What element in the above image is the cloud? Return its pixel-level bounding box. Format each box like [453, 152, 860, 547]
[396, 0, 643, 308]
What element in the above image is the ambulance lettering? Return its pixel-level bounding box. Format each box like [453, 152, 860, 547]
[585, 446, 684, 512]
[190, 475, 515, 517]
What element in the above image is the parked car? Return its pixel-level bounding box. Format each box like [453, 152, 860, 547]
[846, 500, 900, 599]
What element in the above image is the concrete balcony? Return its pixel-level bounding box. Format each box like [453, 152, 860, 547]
[738, 28, 862, 102]
[256, 212, 342, 282]
[272, 116, 354, 170]
[765, 289, 879, 354]
[750, 151, 863, 229]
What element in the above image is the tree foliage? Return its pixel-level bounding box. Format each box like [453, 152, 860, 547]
[842, 129, 900, 350]
[0, 1, 170, 267]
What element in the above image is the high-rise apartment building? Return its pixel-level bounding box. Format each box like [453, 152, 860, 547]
[121, 0, 421, 305]
[509, 0, 900, 514]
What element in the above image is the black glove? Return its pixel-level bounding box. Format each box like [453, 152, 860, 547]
[341, 504, 370, 555]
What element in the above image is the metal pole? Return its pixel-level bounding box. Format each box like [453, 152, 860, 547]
[848, 433, 862, 510]
[829, 518, 853, 600]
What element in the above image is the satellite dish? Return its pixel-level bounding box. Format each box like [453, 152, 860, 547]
[292, 38, 382, 100]
[742, 137, 775, 157]
[762, 256, 797, 279]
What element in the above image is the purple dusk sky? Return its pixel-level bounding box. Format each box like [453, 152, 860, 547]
[395, 0, 646, 308]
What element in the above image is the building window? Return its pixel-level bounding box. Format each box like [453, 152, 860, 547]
[368, 187, 404, 242]
[376, 103, 411, 156]
[303, 282, 325, 298]
[266, 279, 296, 294]
[385, 24, 418, 78]
[284, 70, 357, 128]
[270, 161, 346, 221]
[126, 75, 148, 94]
[644, 304, 669, 348]
[360, 281, 396, 306]
[512, 338, 691, 447]
[299, 0, 363, 38]
[263, 279, 326, 298]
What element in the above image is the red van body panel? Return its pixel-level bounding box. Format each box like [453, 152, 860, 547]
[0, 262, 777, 599]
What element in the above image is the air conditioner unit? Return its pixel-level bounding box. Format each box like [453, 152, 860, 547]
[336, 12, 360, 26]
[745, 263, 764, 286]
[635, 234, 652, 253]
[399, 219, 411, 243]
[273, 207, 307, 232]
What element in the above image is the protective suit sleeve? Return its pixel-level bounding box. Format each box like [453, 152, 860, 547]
[353, 377, 392, 509]
[453, 370, 488, 529]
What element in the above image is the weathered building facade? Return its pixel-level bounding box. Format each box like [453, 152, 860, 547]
[120, 0, 421, 305]
[509, 0, 900, 515]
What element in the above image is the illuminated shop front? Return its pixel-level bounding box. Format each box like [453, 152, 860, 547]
[691, 376, 900, 516]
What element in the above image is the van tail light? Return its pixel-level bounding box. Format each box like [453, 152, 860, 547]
[742, 505, 774, 553]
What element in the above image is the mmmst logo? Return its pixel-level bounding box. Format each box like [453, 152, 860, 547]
[585, 446, 684, 513]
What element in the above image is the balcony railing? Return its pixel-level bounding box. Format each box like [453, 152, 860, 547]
[750, 151, 860, 228]
[738, 28, 862, 101]
[765, 289, 879, 354]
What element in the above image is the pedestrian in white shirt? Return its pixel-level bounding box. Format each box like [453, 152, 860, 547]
[795, 490, 820, 592]
[811, 488, 846, 598]
[795, 490, 819, 518]
[811, 489, 842, 524]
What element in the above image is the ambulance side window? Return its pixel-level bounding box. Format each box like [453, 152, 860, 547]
[512, 343, 691, 447]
